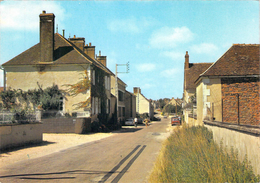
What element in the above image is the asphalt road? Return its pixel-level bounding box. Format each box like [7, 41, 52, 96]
[0, 117, 171, 183]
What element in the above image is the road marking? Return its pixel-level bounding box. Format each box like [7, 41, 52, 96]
[98, 145, 141, 183]
[111, 145, 146, 183]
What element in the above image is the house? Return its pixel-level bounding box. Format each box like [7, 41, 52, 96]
[195, 44, 260, 126]
[1, 11, 114, 125]
[183, 51, 213, 124]
[133, 87, 154, 120]
[169, 97, 182, 106]
[125, 90, 136, 119]
[110, 75, 128, 123]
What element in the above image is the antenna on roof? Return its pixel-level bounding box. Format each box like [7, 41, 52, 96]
[56, 24, 58, 33]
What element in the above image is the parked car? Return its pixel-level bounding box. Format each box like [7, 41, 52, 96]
[171, 116, 181, 126]
[125, 118, 134, 126]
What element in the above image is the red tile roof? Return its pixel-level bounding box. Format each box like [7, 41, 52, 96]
[201, 44, 260, 77]
[184, 63, 213, 90]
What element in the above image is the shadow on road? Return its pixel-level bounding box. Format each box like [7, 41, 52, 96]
[116, 127, 142, 133]
[0, 169, 118, 181]
[0, 141, 56, 155]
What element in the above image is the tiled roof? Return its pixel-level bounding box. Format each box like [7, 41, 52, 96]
[2, 34, 90, 66]
[201, 44, 260, 77]
[185, 63, 213, 90]
[2, 34, 113, 75]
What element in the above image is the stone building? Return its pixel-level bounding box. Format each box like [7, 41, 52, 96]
[195, 44, 260, 126]
[182, 51, 213, 124]
[133, 87, 154, 120]
[1, 11, 114, 124]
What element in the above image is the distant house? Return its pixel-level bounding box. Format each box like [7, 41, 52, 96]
[169, 97, 182, 106]
[133, 87, 154, 120]
[1, 11, 114, 124]
[195, 44, 260, 126]
[183, 51, 213, 124]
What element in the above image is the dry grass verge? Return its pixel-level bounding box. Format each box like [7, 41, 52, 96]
[149, 125, 260, 183]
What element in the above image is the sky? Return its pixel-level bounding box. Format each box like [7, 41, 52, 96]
[0, 1, 259, 100]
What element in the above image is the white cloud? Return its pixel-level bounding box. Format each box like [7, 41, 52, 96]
[161, 51, 183, 60]
[190, 43, 219, 54]
[107, 17, 154, 34]
[136, 63, 156, 72]
[149, 26, 194, 49]
[0, 1, 65, 31]
[160, 68, 181, 78]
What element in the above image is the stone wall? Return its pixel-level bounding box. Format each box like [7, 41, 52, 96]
[42, 117, 91, 134]
[205, 121, 260, 176]
[42, 118, 76, 133]
[0, 123, 42, 150]
[221, 77, 259, 125]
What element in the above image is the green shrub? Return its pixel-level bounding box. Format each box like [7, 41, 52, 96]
[149, 125, 260, 183]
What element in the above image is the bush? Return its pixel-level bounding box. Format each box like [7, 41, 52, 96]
[149, 125, 260, 182]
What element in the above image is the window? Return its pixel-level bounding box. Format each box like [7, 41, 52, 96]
[58, 97, 63, 111]
[118, 90, 124, 101]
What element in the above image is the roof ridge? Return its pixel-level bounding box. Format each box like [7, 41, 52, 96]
[233, 43, 260, 46]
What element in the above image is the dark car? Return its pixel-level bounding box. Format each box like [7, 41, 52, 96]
[171, 117, 181, 126]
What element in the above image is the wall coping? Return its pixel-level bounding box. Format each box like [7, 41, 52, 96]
[204, 120, 260, 137]
[0, 122, 42, 127]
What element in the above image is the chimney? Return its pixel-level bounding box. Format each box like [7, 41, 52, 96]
[84, 42, 96, 60]
[69, 36, 85, 51]
[96, 50, 107, 67]
[185, 51, 189, 69]
[40, 10, 55, 63]
[134, 87, 141, 94]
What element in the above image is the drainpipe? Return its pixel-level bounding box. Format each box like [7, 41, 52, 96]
[0, 66, 6, 91]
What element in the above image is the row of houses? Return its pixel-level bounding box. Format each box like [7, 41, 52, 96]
[183, 43, 259, 126]
[0, 11, 154, 126]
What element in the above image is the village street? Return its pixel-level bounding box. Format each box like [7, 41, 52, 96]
[0, 117, 173, 183]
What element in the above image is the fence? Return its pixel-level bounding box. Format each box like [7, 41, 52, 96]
[0, 110, 40, 124]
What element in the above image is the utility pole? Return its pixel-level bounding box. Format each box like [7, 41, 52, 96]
[115, 62, 129, 124]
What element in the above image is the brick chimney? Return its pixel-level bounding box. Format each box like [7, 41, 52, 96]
[84, 42, 95, 60]
[69, 35, 85, 51]
[134, 87, 141, 94]
[96, 51, 107, 66]
[40, 10, 55, 63]
[185, 51, 189, 69]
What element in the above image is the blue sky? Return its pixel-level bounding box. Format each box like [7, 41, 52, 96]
[0, 1, 259, 100]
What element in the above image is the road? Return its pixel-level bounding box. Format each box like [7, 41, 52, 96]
[0, 117, 172, 183]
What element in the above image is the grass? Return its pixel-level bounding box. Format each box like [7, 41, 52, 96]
[149, 125, 260, 183]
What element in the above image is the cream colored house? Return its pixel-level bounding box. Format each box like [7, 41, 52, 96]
[183, 51, 213, 125]
[133, 87, 154, 120]
[1, 11, 113, 124]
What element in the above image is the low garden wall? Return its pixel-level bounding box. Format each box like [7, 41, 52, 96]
[42, 117, 91, 134]
[0, 123, 43, 150]
[204, 120, 260, 176]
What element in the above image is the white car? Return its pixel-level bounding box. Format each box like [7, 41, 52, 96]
[125, 118, 134, 126]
